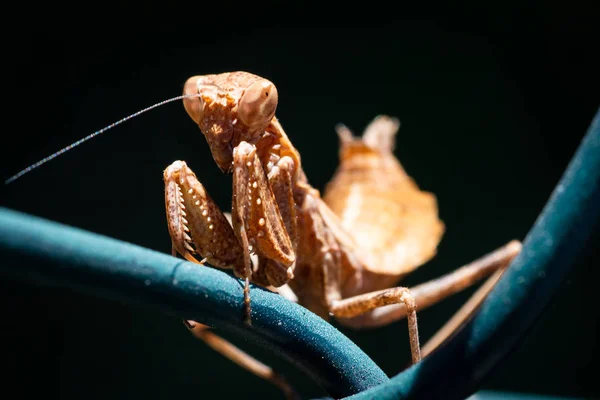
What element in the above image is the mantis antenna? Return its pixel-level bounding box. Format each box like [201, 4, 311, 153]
[4, 93, 202, 185]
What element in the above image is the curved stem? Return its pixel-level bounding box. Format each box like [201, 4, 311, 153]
[0, 206, 387, 399]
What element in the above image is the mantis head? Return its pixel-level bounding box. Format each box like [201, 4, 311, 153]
[183, 71, 279, 172]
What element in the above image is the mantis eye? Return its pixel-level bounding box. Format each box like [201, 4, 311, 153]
[183, 76, 205, 124]
[238, 80, 278, 129]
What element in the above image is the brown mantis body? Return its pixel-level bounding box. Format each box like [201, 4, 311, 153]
[163, 71, 521, 398]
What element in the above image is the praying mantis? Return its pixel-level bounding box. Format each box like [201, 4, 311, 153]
[162, 71, 521, 399]
[3, 70, 522, 399]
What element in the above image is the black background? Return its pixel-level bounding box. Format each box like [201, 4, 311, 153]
[2, 4, 599, 399]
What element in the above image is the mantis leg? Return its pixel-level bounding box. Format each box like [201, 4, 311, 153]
[164, 160, 247, 272]
[184, 321, 300, 400]
[329, 282, 422, 363]
[165, 159, 301, 397]
[231, 142, 297, 323]
[330, 240, 522, 363]
[420, 267, 505, 357]
[163, 160, 250, 311]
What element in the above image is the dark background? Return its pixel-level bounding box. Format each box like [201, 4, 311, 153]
[2, 5, 599, 400]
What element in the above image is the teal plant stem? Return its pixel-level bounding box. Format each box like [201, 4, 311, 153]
[348, 108, 600, 399]
[0, 207, 387, 398]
